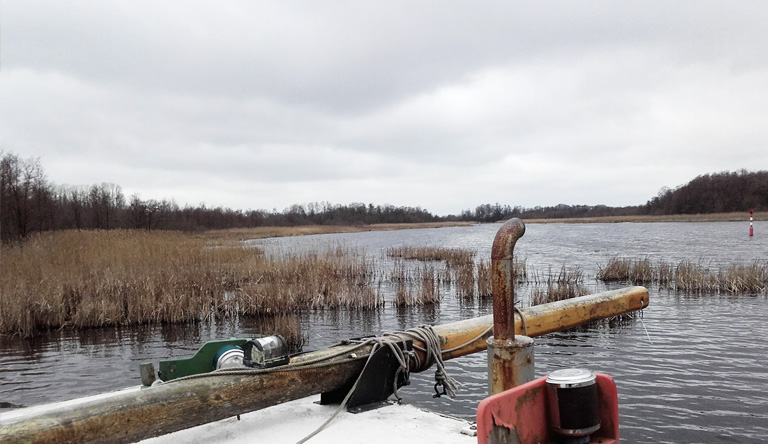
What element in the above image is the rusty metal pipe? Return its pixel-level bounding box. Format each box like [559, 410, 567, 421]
[491, 218, 525, 341]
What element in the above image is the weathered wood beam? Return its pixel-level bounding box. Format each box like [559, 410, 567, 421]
[434, 286, 649, 360]
[0, 286, 648, 444]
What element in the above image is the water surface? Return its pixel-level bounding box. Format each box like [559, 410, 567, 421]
[2, 221, 767, 443]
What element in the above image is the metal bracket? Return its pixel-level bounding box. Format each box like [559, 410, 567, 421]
[320, 339, 412, 409]
[155, 338, 248, 382]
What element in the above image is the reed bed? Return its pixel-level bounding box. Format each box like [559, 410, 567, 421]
[386, 246, 475, 267]
[387, 246, 477, 300]
[418, 266, 440, 305]
[204, 222, 475, 244]
[596, 257, 654, 283]
[0, 230, 382, 337]
[597, 257, 768, 294]
[531, 266, 588, 306]
[249, 314, 307, 352]
[477, 260, 491, 298]
[476, 258, 529, 296]
[455, 261, 476, 298]
[390, 264, 440, 306]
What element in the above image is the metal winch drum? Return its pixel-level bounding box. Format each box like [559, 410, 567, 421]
[546, 368, 601, 437]
[213, 345, 245, 370]
[242, 335, 290, 369]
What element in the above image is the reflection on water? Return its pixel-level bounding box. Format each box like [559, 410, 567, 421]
[2, 222, 767, 443]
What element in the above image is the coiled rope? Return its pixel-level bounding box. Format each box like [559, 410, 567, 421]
[295, 325, 462, 443]
[155, 323, 499, 443]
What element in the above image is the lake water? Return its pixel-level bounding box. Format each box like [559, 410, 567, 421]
[2, 222, 767, 443]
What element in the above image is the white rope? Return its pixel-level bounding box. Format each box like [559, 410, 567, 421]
[296, 334, 412, 443]
[386, 325, 461, 399]
[159, 323, 499, 443]
[295, 348, 377, 444]
[296, 325, 463, 443]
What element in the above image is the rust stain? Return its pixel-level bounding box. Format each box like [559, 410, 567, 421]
[491, 218, 525, 341]
[514, 384, 542, 412]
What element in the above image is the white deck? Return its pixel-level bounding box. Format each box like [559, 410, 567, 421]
[2, 388, 477, 444]
[139, 395, 477, 444]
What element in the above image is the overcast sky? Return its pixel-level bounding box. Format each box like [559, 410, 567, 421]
[2, 2, 767, 215]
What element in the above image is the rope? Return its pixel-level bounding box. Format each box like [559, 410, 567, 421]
[298, 323, 502, 442]
[160, 341, 373, 384]
[156, 324, 501, 443]
[295, 343, 382, 444]
[296, 329, 427, 444]
[440, 324, 493, 354]
[384, 325, 461, 399]
[514, 306, 528, 336]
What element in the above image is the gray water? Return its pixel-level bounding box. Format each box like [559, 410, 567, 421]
[2, 222, 767, 443]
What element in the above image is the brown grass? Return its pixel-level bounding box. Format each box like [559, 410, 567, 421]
[418, 266, 440, 305]
[390, 264, 441, 306]
[455, 261, 476, 298]
[0, 230, 382, 337]
[387, 246, 478, 299]
[475, 258, 527, 299]
[386, 246, 475, 267]
[531, 266, 588, 305]
[477, 260, 491, 298]
[250, 314, 307, 352]
[597, 257, 768, 294]
[597, 257, 654, 282]
[204, 222, 475, 246]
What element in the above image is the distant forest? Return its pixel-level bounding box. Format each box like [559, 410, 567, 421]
[467, 169, 768, 223]
[1, 151, 766, 242]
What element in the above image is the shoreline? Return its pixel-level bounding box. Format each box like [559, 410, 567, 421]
[201, 221, 477, 244]
[203, 213, 763, 244]
[200, 214, 763, 245]
[521, 212, 762, 224]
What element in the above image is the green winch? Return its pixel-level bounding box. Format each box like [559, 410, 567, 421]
[139, 335, 290, 387]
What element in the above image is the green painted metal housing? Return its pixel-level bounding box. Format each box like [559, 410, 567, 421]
[156, 338, 248, 382]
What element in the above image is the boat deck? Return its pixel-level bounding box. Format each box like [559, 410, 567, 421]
[138, 395, 476, 444]
[2, 388, 476, 444]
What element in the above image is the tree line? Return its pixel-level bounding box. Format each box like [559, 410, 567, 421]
[458, 202, 642, 223]
[0, 152, 438, 242]
[2, 151, 765, 242]
[461, 170, 768, 222]
[644, 170, 768, 215]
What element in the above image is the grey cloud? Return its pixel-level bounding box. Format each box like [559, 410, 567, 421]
[3, 1, 768, 215]
[9, 2, 767, 113]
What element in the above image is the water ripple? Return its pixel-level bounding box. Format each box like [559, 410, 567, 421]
[2, 222, 768, 442]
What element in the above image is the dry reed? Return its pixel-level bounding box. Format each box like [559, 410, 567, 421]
[474, 257, 527, 299]
[249, 314, 307, 352]
[597, 257, 768, 294]
[531, 266, 588, 305]
[202, 222, 475, 245]
[597, 257, 654, 283]
[418, 266, 440, 305]
[0, 230, 382, 337]
[477, 260, 491, 298]
[455, 262, 475, 298]
[387, 246, 478, 301]
[386, 246, 475, 267]
[391, 265, 413, 306]
[389, 264, 440, 306]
